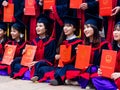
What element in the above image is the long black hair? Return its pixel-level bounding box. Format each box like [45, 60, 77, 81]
[84, 24, 101, 47]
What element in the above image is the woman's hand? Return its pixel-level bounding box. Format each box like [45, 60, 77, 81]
[98, 68, 102, 76]
[2, 0, 8, 7]
[22, 49, 26, 55]
[111, 6, 120, 16]
[55, 54, 60, 60]
[28, 61, 38, 68]
[80, 3, 88, 10]
[111, 73, 120, 80]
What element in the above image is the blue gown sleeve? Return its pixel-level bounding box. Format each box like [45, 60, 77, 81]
[44, 40, 56, 64]
[85, 0, 99, 15]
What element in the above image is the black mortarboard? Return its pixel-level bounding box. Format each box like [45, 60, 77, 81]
[37, 14, 54, 24]
[0, 21, 7, 31]
[85, 13, 103, 30]
[116, 21, 120, 25]
[63, 15, 81, 27]
[11, 19, 25, 33]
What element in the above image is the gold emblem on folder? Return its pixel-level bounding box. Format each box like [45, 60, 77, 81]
[105, 55, 112, 63]
[103, 0, 108, 5]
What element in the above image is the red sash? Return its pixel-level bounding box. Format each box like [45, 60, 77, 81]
[77, 0, 85, 39]
[106, 0, 117, 42]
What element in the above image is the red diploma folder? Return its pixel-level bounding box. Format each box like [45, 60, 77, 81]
[2, 45, 17, 65]
[100, 49, 117, 78]
[24, 0, 36, 15]
[70, 0, 82, 9]
[43, 0, 55, 10]
[58, 45, 71, 67]
[21, 45, 37, 67]
[75, 45, 91, 69]
[3, 3, 14, 22]
[99, 0, 112, 16]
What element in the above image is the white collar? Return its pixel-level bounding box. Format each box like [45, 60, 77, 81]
[117, 43, 120, 48]
[66, 35, 76, 40]
[16, 39, 20, 42]
[39, 36, 46, 39]
[0, 38, 4, 44]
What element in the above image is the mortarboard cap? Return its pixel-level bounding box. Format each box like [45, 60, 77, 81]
[85, 13, 103, 30]
[0, 21, 7, 31]
[37, 14, 54, 24]
[11, 19, 25, 33]
[116, 21, 120, 25]
[63, 15, 81, 27]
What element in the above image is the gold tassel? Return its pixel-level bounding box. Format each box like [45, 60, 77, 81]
[7, 23, 9, 37]
[25, 28, 27, 41]
[77, 28, 81, 38]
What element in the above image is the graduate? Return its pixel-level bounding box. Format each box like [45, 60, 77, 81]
[30, 14, 56, 82]
[78, 14, 112, 89]
[0, 19, 28, 76]
[92, 21, 120, 90]
[52, 0, 70, 42]
[10, 14, 56, 81]
[50, 16, 83, 86]
[0, 21, 8, 61]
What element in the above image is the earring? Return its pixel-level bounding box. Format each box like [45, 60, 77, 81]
[20, 33, 24, 38]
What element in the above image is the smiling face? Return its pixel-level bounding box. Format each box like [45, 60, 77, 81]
[36, 22, 46, 36]
[10, 27, 20, 40]
[84, 24, 94, 38]
[0, 29, 6, 39]
[63, 23, 75, 36]
[113, 25, 120, 42]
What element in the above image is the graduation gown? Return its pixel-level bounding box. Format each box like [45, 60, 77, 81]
[53, 38, 83, 85]
[78, 40, 112, 88]
[30, 37, 56, 82]
[10, 37, 56, 80]
[0, 39, 27, 76]
[92, 46, 120, 90]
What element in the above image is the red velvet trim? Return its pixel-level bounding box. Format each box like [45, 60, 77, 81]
[38, 70, 55, 82]
[0, 44, 3, 55]
[44, 60, 53, 66]
[90, 73, 98, 78]
[52, 5, 64, 26]
[7, 65, 11, 75]
[33, 38, 55, 61]
[115, 51, 120, 72]
[13, 67, 28, 79]
[8, 0, 12, 3]
[61, 75, 65, 81]
[80, 73, 90, 80]
[106, 0, 117, 42]
[30, 66, 35, 78]
[66, 70, 80, 80]
[63, 39, 83, 46]
[0, 65, 8, 69]
[30, 17, 37, 41]
[76, 0, 85, 39]
[115, 78, 120, 89]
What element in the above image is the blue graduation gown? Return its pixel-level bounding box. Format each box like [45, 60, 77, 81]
[54, 38, 83, 85]
[0, 39, 27, 76]
[31, 37, 56, 82]
[85, 0, 99, 15]
[92, 44, 120, 90]
[12, 0, 24, 20]
[78, 40, 113, 88]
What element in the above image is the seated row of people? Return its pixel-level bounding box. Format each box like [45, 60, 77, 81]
[0, 13, 120, 90]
